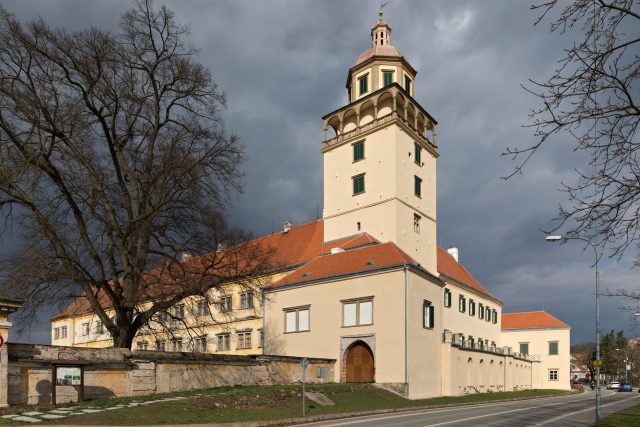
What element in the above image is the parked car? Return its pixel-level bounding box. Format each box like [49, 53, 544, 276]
[618, 383, 633, 392]
[607, 381, 621, 390]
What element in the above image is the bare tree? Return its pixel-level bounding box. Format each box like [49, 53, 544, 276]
[505, 1, 639, 257]
[0, 0, 272, 348]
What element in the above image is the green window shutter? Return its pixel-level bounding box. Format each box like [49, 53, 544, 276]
[479, 304, 484, 318]
[429, 304, 434, 329]
[404, 76, 411, 93]
[520, 343, 529, 355]
[414, 143, 422, 164]
[414, 176, 422, 197]
[353, 141, 364, 161]
[359, 74, 368, 95]
[383, 71, 393, 86]
[353, 174, 365, 195]
[549, 342, 558, 355]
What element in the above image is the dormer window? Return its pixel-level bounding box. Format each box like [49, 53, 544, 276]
[358, 74, 369, 95]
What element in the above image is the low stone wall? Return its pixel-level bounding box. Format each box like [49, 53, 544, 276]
[6, 343, 335, 406]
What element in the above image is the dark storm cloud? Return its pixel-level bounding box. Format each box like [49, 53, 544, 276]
[2, 0, 638, 344]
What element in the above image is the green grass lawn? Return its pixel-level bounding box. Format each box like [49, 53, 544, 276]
[593, 403, 640, 426]
[0, 384, 574, 425]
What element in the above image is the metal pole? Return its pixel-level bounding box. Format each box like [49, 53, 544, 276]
[302, 363, 306, 416]
[595, 256, 601, 423]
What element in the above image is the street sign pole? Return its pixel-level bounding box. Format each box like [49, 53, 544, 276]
[301, 357, 309, 416]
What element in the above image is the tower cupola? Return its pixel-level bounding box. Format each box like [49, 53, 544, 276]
[371, 11, 391, 47]
[346, 13, 417, 101]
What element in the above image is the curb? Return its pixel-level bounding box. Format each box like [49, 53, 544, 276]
[48, 390, 578, 427]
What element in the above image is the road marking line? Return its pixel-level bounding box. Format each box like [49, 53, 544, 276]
[421, 398, 593, 427]
[296, 394, 588, 427]
[533, 394, 640, 426]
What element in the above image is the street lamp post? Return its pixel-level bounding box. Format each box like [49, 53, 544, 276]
[546, 235, 601, 423]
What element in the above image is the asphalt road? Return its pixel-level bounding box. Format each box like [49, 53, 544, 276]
[296, 390, 640, 427]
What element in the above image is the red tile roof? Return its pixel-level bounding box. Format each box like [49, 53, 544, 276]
[53, 219, 501, 320]
[437, 247, 492, 298]
[52, 220, 379, 320]
[271, 242, 416, 288]
[502, 311, 570, 330]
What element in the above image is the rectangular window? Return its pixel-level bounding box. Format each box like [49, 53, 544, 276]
[458, 295, 466, 313]
[342, 298, 373, 327]
[404, 75, 412, 94]
[548, 369, 559, 381]
[352, 174, 365, 195]
[284, 306, 310, 332]
[217, 333, 230, 351]
[485, 308, 491, 322]
[94, 321, 103, 334]
[423, 301, 434, 329]
[196, 299, 210, 316]
[478, 339, 484, 350]
[194, 336, 207, 352]
[156, 340, 166, 351]
[316, 367, 329, 379]
[353, 141, 364, 162]
[459, 335, 466, 347]
[172, 339, 183, 352]
[173, 304, 185, 319]
[549, 341, 559, 355]
[519, 342, 529, 355]
[383, 70, 394, 86]
[492, 309, 497, 324]
[469, 299, 476, 316]
[54, 328, 60, 340]
[61, 326, 67, 339]
[237, 331, 252, 350]
[220, 296, 232, 312]
[413, 214, 421, 234]
[258, 329, 264, 348]
[414, 143, 422, 165]
[358, 74, 369, 95]
[136, 341, 149, 351]
[414, 176, 422, 197]
[479, 303, 485, 319]
[81, 323, 89, 336]
[444, 288, 452, 308]
[468, 336, 475, 349]
[240, 292, 254, 309]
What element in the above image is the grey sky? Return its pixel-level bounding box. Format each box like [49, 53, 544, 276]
[2, 0, 638, 345]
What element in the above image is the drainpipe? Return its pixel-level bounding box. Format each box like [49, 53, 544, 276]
[404, 264, 409, 397]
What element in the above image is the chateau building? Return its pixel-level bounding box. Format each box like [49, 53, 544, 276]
[50, 13, 570, 398]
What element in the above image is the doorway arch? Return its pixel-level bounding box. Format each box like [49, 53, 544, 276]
[345, 341, 375, 383]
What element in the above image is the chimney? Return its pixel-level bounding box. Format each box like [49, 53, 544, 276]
[283, 220, 293, 233]
[447, 247, 459, 263]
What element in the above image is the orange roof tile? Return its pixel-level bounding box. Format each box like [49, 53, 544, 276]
[437, 247, 494, 299]
[53, 218, 502, 320]
[52, 220, 380, 320]
[502, 311, 570, 330]
[271, 242, 416, 288]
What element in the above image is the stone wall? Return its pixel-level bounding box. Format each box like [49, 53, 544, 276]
[6, 343, 335, 406]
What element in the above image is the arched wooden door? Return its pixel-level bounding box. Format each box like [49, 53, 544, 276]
[345, 342, 375, 383]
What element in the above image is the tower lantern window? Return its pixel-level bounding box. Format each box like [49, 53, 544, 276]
[358, 74, 369, 95]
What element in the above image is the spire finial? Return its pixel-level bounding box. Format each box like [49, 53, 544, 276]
[379, 2, 389, 20]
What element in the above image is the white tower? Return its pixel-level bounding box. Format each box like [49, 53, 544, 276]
[322, 12, 438, 274]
